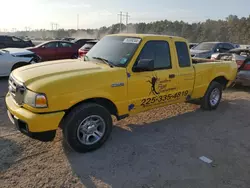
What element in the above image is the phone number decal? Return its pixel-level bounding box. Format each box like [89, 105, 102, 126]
[141, 90, 189, 107]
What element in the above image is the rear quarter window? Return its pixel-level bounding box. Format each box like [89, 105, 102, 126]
[175, 41, 191, 67]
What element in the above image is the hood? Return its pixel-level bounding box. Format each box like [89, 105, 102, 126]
[2, 48, 34, 56]
[25, 46, 36, 51]
[11, 59, 120, 91]
[190, 49, 212, 54]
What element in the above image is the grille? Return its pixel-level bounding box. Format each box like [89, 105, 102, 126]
[8, 75, 26, 105]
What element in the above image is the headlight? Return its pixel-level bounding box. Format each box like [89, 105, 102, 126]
[23, 90, 48, 108]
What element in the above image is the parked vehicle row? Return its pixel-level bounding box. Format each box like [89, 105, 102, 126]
[190, 42, 236, 59]
[0, 37, 99, 76]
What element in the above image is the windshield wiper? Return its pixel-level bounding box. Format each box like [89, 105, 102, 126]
[92, 57, 114, 68]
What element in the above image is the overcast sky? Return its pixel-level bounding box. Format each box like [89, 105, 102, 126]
[1, 0, 250, 31]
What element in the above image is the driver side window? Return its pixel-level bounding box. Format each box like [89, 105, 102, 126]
[135, 41, 172, 70]
[44, 42, 58, 48]
[12, 37, 22, 42]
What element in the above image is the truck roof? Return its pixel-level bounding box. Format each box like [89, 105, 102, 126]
[108, 33, 186, 41]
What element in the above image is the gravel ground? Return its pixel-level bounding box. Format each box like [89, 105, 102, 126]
[1, 77, 250, 188]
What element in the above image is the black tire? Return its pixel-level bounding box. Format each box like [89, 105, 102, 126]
[71, 53, 78, 59]
[62, 103, 113, 153]
[201, 81, 223, 110]
[11, 62, 30, 71]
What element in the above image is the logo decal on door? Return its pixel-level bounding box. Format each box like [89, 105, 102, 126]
[147, 74, 160, 95]
[147, 74, 175, 95]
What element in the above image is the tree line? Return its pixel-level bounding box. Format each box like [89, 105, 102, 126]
[11, 15, 250, 44]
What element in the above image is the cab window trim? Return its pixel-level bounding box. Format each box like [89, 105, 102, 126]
[175, 41, 191, 68]
[133, 40, 172, 72]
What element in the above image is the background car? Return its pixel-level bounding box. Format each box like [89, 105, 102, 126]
[0, 35, 34, 49]
[78, 40, 99, 58]
[189, 43, 198, 49]
[0, 48, 41, 77]
[211, 48, 250, 86]
[190, 42, 235, 59]
[72, 38, 96, 49]
[62, 37, 75, 41]
[27, 40, 79, 61]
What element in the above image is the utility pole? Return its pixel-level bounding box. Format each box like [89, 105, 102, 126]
[117, 12, 130, 33]
[125, 12, 130, 33]
[118, 11, 122, 33]
[77, 14, 79, 30]
[54, 23, 59, 30]
[51, 22, 54, 31]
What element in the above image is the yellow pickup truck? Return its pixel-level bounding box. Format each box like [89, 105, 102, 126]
[5, 34, 237, 153]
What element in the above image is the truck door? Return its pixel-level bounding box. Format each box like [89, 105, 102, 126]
[174, 41, 195, 101]
[127, 39, 180, 114]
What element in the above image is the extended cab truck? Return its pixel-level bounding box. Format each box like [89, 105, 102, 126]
[5, 34, 237, 153]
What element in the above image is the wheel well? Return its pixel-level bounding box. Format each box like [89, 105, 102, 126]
[212, 76, 229, 89]
[65, 97, 118, 118]
[11, 62, 30, 71]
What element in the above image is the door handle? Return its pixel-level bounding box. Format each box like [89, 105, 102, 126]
[169, 74, 175, 79]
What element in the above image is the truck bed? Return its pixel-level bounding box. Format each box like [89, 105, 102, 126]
[191, 59, 237, 99]
[192, 58, 221, 64]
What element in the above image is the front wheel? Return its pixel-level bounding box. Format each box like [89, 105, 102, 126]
[201, 81, 223, 110]
[62, 103, 113, 153]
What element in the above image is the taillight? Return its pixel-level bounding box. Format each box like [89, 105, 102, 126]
[242, 60, 250, 70]
[236, 60, 244, 68]
[78, 49, 88, 58]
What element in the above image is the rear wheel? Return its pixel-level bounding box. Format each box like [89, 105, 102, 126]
[201, 81, 223, 110]
[62, 103, 113, 153]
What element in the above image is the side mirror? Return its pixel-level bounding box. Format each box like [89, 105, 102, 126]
[41, 45, 45, 49]
[133, 59, 154, 72]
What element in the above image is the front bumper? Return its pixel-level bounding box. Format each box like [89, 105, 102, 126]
[5, 93, 65, 142]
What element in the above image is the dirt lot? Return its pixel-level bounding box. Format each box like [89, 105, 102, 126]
[1, 77, 250, 188]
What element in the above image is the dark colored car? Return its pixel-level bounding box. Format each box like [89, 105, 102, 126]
[190, 42, 235, 59]
[189, 43, 198, 49]
[62, 37, 75, 41]
[0, 35, 34, 49]
[27, 40, 79, 62]
[78, 40, 99, 58]
[72, 38, 96, 49]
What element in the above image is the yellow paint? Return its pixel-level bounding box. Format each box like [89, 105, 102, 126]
[5, 93, 64, 132]
[5, 34, 238, 133]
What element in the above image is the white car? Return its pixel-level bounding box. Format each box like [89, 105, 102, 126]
[0, 48, 41, 77]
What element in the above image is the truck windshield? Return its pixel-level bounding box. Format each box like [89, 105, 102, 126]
[86, 36, 141, 67]
[193, 42, 216, 51]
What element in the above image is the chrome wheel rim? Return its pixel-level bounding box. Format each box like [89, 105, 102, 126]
[77, 115, 106, 145]
[209, 88, 220, 106]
